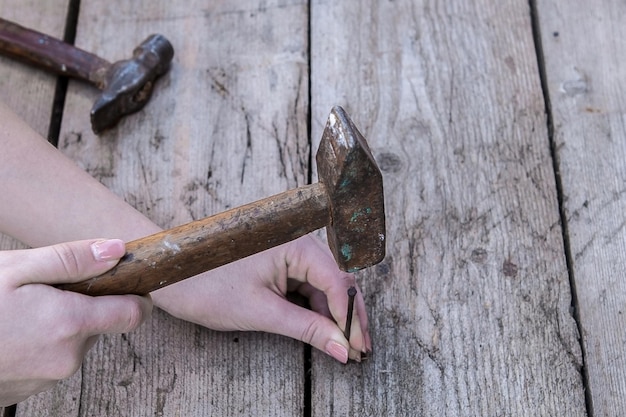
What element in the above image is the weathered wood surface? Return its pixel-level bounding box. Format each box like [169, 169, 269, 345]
[4, 0, 626, 415]
[310, 0, 586, 415]
[538, 0, 626, 415]
[14, 1, 309, 416]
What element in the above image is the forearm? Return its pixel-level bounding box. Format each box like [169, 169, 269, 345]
[0, 101, 160, 247]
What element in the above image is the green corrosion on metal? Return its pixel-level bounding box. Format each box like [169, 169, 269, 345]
[341, 243, 353, 261]
[350, 207, 372, 222]
[340, 166, 360, 190]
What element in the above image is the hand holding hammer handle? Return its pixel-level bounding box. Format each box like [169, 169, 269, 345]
[59, 184, 329, 296]
[57, 106, 386, 296]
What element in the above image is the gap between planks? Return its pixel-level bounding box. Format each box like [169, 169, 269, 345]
[2, 405, 16, 417]
[46, 0, 81, 146]
[527, 0, 594, 416]
[303, 1, 314, 417]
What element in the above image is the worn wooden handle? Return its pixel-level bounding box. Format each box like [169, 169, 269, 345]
[0, 18, 109, 86]
[57, 183, 330, 296]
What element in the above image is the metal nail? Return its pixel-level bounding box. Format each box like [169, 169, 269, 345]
[343, 286, 357, 341]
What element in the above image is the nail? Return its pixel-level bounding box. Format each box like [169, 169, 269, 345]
[325, 340, 349, 363]
[365, 333, 373, 353]
[91, 239, 125, 262]
[343, 286, 357, 341]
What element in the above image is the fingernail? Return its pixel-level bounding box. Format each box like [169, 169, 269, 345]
[349, 348, 362, 363]
[325, 340, 348, 363]
[91, 239, 125, 262]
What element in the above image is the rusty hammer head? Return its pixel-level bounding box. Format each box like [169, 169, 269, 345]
[316, 106, 386, 273]
[90, 34, 174, 133]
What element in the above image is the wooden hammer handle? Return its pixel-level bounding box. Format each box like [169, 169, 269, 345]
[57, 183, 330, 296]
[0, 18, 109, 86]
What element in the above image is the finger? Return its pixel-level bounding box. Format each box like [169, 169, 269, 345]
[285, 235, 355, 316]
[294, 282, 332, 319]
[355, 289, 372, 352]
[294, 281, 366, 357]
[77, 293, 153, 336]
[254, 289, 355, 363]
[5, 239, 125, 287]
[284, 235, 371, 350]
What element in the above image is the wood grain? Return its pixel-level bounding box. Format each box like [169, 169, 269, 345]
[537, 0, 626, 415]
[4, 0, 621, 414]
[18, 1, 310, 415]
[310, 0, 586, 415]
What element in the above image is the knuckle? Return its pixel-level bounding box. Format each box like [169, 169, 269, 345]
[51, 243, 82, 278]
[44, 339, 87, 380]
[47, 323, 96, 380]
[53, 315, 85, 345]
[52, 354, 84, 380]
[50, 305, 80, 336]
[300, 316, 325, 345]
[123, 299, 145, 332]
[341, 272, 356, 286]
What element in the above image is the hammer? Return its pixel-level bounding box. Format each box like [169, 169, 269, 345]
[58, 106, 386, 296]
[0, 18, 174, 133]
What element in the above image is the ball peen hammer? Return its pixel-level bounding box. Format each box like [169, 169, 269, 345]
[0, 18, 174, 133]
[58, 106, 386, 296]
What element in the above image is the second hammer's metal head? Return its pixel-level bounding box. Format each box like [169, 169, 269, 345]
[316, 106, 386, 272]
[90, 34, 174, 133]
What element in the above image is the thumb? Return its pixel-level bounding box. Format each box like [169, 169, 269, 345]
[9, 239, 126, 287]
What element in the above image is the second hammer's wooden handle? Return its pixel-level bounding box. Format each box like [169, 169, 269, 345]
[0, 18, 109, 86]
[57, 183, 330, 296]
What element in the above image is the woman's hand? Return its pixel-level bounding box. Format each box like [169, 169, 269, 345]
[0, 239, 152, 406]
[152, 234, 371, 363]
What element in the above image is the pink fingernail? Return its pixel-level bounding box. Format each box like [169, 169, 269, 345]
[91, 239, 125, 262]
[325, 340, 348, 363]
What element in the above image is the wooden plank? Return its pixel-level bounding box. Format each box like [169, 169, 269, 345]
[0, 1, 68, 251]
[19, 1, 309, 415]
[537, 0, 626, 414]
[310, 0, 587, 414]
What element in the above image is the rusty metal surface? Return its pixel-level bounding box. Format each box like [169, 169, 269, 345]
[90, 34, 173, 133]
